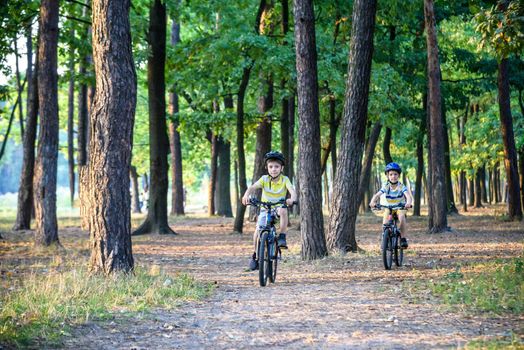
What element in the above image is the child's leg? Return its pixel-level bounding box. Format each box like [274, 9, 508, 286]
[398, 212, 408, 237]
[278, 207, 288, 233]
[382, 208, 391, 225]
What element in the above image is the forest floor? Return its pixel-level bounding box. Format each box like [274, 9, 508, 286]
[1, 206, 523, 349]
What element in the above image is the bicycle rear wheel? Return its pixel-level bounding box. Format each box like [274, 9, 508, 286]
[382, 229, 393, 270]
[258, 231, 270, 286]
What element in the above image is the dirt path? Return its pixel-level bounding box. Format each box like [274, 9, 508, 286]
[56, 212, 523, 349]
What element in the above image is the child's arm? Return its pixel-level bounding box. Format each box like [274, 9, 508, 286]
[369, 191, 383, 208]
[285, 182, 298, 206]
[404, 188, 413, 208]
[241, 182, 262, 205]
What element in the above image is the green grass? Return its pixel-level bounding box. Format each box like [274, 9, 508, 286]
[0, 266, 213, 348]
[429, 257, 524, 314]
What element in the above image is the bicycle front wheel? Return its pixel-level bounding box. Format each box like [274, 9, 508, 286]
[269, 239, 279, 283]
[382, 229, 393, 270]
[258, 231, 270, 286]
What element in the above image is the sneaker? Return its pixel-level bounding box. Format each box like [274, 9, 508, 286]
[249, 254, 258, 271]
[277, 233, 288, 249]
[400, 237, 409, 249]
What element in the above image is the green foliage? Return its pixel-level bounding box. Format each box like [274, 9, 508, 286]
[475, 1, 524, 59]
[0, 266, 212, 347]
[429, 257, 524, 314]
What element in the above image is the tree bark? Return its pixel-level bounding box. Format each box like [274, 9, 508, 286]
[13, 33, 38, 231]
[497, 58, 522, 220]
[475, 168, 482, 208]
[130, 165, 141, 213]
[294, 0, 327, 260]
[424, 0, 448, 233]
[133, 0, 176, 235]
[414, 99, 426, 217]
[327, 0, 377, 253]
[441, 101, 457, 213]
[88, 0, 136, 274]
[168, 15, 185, 216]
[208, 131, 218, 216]
[67, 34, 76, 207]
[34, 0, 60, 246]
[215, 136, 233, 217]
[382, 127, 393, 164]
[14, 37, 24, 137]
[357, 121, 382, 208]
[233, 65, 253, 233]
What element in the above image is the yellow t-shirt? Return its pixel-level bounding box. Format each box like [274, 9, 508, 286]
[254, 175, 294, 203]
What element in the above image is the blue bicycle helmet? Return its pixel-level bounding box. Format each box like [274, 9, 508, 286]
[385, 162, 402, 174]
[264, 151, 285, 166]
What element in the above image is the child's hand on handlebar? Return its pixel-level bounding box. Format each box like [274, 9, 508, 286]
[285, 198, 295, 207]
[405, 203, 412, 209]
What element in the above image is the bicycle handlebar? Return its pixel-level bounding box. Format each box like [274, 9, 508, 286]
[370, 203, 407, 211]
[247, 197, 297, 209]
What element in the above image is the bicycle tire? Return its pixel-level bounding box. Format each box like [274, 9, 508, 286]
[258, 231, 270, 286]
[269, 238, 278, 283]
[393, 236, 400, 267]
[382, 229, 393, 270]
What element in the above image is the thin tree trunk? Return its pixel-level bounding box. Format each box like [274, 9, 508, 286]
[442, 101, 457, 213]
[133, 0, 176, 235]
[130, 165, 141, 213]
[13, 34, 38, 231]
[294, 0, 327, 260]
[208, 131, 218, 216]
[34, 0, 60, 246]
[424, 0, 448, 233]
[67, 33, 75, 207]
[481, 165, 488, 203]
[233, 64, 253, 233]
[168, 16, 185, 216]
[327, 0, 377, 253]
[329, 98, 338, 177]
[14, 38, 24, 137]
[414, 101, 426, 217]
[497, 58, 522, 219]
[475, 168, 482, 208]
[215, 136, 233, 217]
[383, 127, 393, 164]
[357, 121, 382, 208]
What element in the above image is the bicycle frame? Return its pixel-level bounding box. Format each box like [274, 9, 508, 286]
[373, 204, 405, 270]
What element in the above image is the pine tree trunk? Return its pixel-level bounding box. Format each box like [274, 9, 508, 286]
[14, 38, 24, 137]
[383, 127, 393, 164]
[329, 98, 338, 178]
[475, 168, 482, 208]
[480, 165, 488, 203]
[13, 30, 38, 231]
[215, 136, 233, 217]
[88, 0, 136, 274]
[442, 102, 457, 213]
[358, 121, 382, 208]
[294, 0, 327, 260]
[327, 0, 377, 253]
[424, 0, 448, 233]
[130, 166, 141, 213]
[168, 17, 185, 216]
[34, 0, 60, 246]
[67, 37, 75, 207]
[233, 65, 253, 233]
[497, 58, 522, 220]
[288, 94, 296, 184]
[208, 131, 218, 216]
[133, 0, 175, 235]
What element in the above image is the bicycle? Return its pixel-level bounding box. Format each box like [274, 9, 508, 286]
[248, 197, 289, 286]
[372, 204, 406, 270]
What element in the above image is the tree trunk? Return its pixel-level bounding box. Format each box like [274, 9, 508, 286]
[67, 36, 75, 207]
[249, 77, 273, 220]
[357, 121, 382, 208]
[442, 101, 457, 214]
[130, 166, 141, 213]
[497, 58, 522, 220]
[208, 131, 218, 216]
[480, 165, 488, 203]
[233, 65, 253, 233]
[424, 0, 448, 233]
[475, 168, 482, 208]
[13, 32, 38, 231]
[168, 16, 185, 216]
[78, 3, 92, 231]
[414, 101, 426, 217]
[215, 135, 233, 217]
[294, 0, 327, 260]
[519, 147, 524, 210]
[34, 0, 60, 246]
[88, 0, 136, 274]
[327, 0, 377, 253]
[133, 0, 176, 235]
[382, 127, 393, 164]
[329, 98, 338, 177]
[14, 37, 24, 137]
